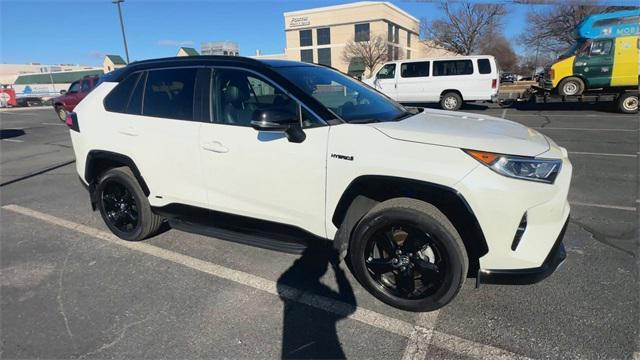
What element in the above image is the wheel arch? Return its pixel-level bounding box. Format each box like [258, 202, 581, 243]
[85, 150, 150, 196]
[440, 89, 463, 101]
[332, 175, 488, 275]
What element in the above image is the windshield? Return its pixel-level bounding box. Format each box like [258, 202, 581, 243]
[274, 66, 407, 123]
[558, 38, 590, 60]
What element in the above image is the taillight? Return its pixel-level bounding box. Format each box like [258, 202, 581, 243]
[491, 79, 497, 89]
[66, 112, 79, 132]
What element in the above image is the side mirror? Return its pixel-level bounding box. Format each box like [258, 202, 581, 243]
[251, 109, 306, 143]
[60, 90, 67, 95]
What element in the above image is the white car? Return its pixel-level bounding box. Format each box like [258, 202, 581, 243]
[67, 57, 571, 312]
[363, 56, 500, 111]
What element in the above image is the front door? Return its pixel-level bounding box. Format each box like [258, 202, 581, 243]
[372, 63, 398, 100]
[199, 68, 329, 237]
[575, 38, 614, 89]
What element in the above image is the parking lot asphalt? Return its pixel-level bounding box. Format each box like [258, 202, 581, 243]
[1, 105, 638, 359]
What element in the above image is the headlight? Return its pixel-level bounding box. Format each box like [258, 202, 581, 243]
[464, 150, 562, 184]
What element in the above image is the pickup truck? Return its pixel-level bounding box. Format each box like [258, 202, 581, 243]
[53, 76, 100, 121]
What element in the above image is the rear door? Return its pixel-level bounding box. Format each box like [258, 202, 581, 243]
[371, 63, 398, 99]
[476, 58, 497, 100]
[431, 59, 475, 100]
[127, 67, 210, 208]
[396, 60, 430, 102]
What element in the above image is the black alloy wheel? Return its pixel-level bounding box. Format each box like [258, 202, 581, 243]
[364, 223, 447, 300]
[101, 180, 139, 233]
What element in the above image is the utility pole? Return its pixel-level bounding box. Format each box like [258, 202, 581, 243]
[113, 0, 130, 63]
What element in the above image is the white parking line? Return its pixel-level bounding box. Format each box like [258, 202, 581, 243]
[41, 122, 65, 126]
[570, 201, 636, 212]
[3, 204, 531, 360]
[533, 127, 638, 132]
[569, 151, 637, 158]
[1, 139, 24, 143]
[500, 108, 508, 119]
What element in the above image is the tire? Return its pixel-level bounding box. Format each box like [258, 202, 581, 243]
[617, 93, 638, 114]
[349, 198, 468, 312]
[557, 77, 584, 96]
[55, 106, 67, 122]
[96, 166, 163, 241]
[440, 92, 462, 111]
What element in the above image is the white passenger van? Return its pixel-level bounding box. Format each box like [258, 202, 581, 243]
[363, 56, 499, 111]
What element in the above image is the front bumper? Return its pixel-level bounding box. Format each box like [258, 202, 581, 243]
[477, 217, 568, 285]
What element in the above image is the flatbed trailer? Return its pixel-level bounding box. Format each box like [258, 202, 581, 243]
[500, 85, 638, 114]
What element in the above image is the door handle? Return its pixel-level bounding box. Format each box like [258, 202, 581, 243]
[118, 127, 138, 136]
[201, 140, 229, 153]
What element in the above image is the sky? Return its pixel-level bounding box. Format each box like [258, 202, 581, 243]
[0, 0, 631, 66]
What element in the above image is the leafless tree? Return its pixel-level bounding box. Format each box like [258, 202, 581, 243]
[479, 33, 518, 72]
[420, 2, 507, 55]
[342, 34, 398, 76]
[520, 3, 636, 55]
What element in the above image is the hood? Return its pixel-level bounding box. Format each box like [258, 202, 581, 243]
[371, 108, 549, 157]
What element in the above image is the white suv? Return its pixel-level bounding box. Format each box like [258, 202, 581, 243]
[67, 57, 571, 312]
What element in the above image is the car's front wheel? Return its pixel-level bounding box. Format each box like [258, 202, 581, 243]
[96, 166, 163, 241]
[350, 198, 468, 312]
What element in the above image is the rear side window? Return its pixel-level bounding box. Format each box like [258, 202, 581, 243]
[401, 61, 429, 78]
[143, 68, 197, 121]
[127, 72, 145, 115]
[433, 60, 474, 76]
[103, 72, 141, 113]
[477, 59, 492, 74]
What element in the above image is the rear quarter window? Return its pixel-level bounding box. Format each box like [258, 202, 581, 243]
[477, 59, 492, 74]
[103, 73, 141, 113]
[433, 60, 474, 76]
[142, 68, 197, 121]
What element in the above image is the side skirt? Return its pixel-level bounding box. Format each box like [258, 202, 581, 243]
[153, 203, 330, 254]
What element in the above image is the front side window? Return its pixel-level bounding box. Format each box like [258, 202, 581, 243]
[214, 69, 320, 128]
[318, 48, 331, 66]
[103, 72, 140, 113]
[300, 49, 313, 63]
[300, 29, 312, 47]
[81, 79, 91, 92]
[68, 81, 81, 93]
[355, 23, 370, 42]
[401, 61, 429, 78]
[143, 68, 197, 121]
[275, 65, 406, 123]
[433, 60, 474, 76]
[477, 58, 492, 74]
[377, 63, 396, 79]
[590, 40, 612, 56]
[317, 27, 330, 45]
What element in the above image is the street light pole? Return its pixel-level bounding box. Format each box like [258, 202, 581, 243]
[113, 0, 130, 63]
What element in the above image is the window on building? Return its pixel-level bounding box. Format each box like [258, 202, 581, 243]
[407, 50, 411, 60]
[407, 33, 411, 47]
[300, 29, 313, 47]
[355, 23, 370, 42]
[590, 39, 613, 56]
[387, 45, 393, 61]
[433, 60, 474, 76]
[143, 68, 198, 121]
[223, 51, 228, 55]
[394, 26, 400, 44]
[317, 27, 331, 45]
[388, 23, 393, 42]
[477, 58, 492, 74]
[376, 63, 396, 79]
[318, 48, 331, 66]
[300, 49, 313, 63]
[401, 61, 429, 78]
[393, 47, 399, 60]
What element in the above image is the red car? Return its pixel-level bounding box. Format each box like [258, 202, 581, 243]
[53, 76, 100, 121]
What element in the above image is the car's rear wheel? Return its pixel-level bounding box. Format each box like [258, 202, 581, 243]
[617, 93, 638, 114]
[557, 77, 584, 96]
[440, 92, 462, 111]
[96, 167, 163, 241]
[55, 106, 67, 122]
[350, 198, 468, 312]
